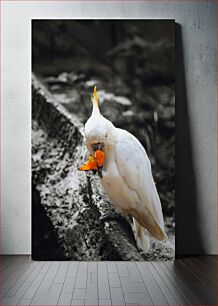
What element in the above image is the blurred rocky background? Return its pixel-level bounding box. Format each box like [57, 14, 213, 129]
[32, 20, 175, 260]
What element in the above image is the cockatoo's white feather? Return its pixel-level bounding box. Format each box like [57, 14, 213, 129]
[84, 87, 167, 252]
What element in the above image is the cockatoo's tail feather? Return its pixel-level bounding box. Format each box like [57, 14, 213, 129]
[130, 207, 166, 241]
[133, 218, 150, 252]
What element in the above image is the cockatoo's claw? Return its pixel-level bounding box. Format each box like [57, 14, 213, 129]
[99, 211, 131, 228]
[92, 170, 97, 175]
[99, 213, 111, 222]
[99, 212, 114, 222]
[100, 212, 135, 239]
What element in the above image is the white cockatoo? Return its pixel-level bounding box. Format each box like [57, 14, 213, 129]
[84, 87, 167, 252]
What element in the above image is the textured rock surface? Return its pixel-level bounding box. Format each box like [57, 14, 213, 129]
[32, 75, 174, 261]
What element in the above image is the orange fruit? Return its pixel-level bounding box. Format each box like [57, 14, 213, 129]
[94, 150, 105, 168]
[79, 150, 105, 171]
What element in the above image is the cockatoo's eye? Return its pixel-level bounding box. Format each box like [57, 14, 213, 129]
[91, 143, 104, 151]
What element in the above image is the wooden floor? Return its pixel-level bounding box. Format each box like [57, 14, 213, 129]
[0, 256, 217, 305]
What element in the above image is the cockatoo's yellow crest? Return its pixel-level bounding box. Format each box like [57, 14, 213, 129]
[91, 86, 99, 112]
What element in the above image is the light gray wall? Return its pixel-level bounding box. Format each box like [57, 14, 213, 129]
[2, 1, 217, 254]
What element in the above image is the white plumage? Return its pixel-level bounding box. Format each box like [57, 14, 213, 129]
[84, 87, 167, 252]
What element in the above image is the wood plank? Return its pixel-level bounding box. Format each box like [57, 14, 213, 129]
[85, 282, 98, 305]
[98, 262, 107, 274]
[108, 272, 121, 288]
[17, 298, 32, 305]
[200, 255, 217, 271]
[36, 262, 60, 293]
[178, 258, 205, 282]
[1, 256, 27, 285]
[78, 262, 88, 271]
[67, 262, 79, 277]
[107, 263, 117, 273]
[117, 262, 130, 278]
[181, 256, 217, 282]
[173, 260, 216, 304]
[23, 272, 46, 300]
[2, 281, 32, 305]
[99, 299, 112, 305]
[176, 260, 217, 304]
[148, 263, 180, 305]
[73, 288, 86, 300]
[2, 261, 36, 290]
[1, 287, 9, 297]
[57, 292, 72, 305]
[152, 262, 189, 304]
[23, 263, 51, 300]
[40, 261, 52, 274]
[71, 299, 85, 305]
[4, 261, 44, 297]
[137, 263, 169, 305]
[25, 262, 46, 282]
[75, 268, 87, 289]
[110, 287, 125, 305]
[53, 264, 69, 284]
[0, 256, 13, 272]
[3, 265, 33, 297]
[88, 262, 97, 273]
[124, 291, 153, 305]
[98, 263, 111, 300]
[174, 260, 203, 283]
[120, 278, 147, 293]
[31, 283, 63, 305]
[163, 261, 201, 304]
[62, 277, 76, 293]
[127, 265, 143, 282]
[191, 257, 217, 285]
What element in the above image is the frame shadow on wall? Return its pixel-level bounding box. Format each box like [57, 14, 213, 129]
[175, 23, 205, 256]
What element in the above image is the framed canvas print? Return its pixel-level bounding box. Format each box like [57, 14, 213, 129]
[32, 20, 175, 261]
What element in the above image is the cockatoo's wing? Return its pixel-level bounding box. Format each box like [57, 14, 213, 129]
[115, 129, 166, 240]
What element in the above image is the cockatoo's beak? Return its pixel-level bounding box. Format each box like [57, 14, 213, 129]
[91, 143, 104, 151]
